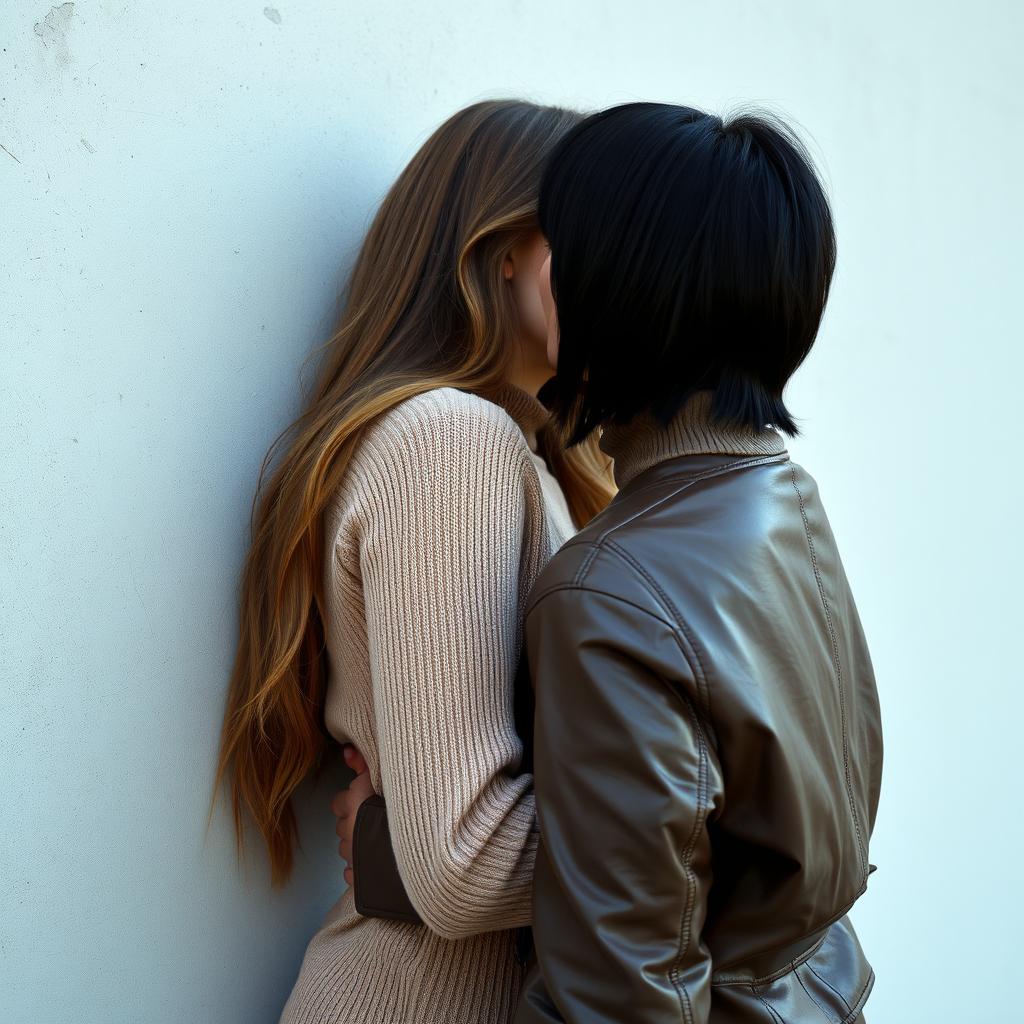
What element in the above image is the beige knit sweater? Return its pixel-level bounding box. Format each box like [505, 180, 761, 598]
[279, 384, 577, 1024]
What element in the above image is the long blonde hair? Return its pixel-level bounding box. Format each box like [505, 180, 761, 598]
[210, 100, 616, 886]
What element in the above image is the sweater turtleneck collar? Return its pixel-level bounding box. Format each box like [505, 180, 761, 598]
[487, 381, 552, 450]
[598, 390, 788, 490]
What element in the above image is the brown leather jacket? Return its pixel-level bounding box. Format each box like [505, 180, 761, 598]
[513, 439, 882, 1024]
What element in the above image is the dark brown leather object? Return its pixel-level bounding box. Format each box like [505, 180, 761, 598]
[514, 450, 882, 1023]
[351, 794, 423, 925]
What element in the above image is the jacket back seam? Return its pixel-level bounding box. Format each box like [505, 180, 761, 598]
[748, 952, 872, 1024]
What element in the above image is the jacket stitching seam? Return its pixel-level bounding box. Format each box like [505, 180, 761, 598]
[527, 579, 713, 1023]
[572, 542, 602, 586]
[841, 968, 874, 1022]
[669, 691, 711, 1024]
[794, 965, 835, 1023]
[525, 579, 720, 757]
[533, 457, 790, 561]
[603, 540, 718, 739]
[712, 929, 830, 987]
[807, 961, 853, 1016]
[714, 882, 867, 981]
[592, 454, 791, 544]
[610, 451, 790, 505]
[788, 465, 867, 872]
[526, 582, 680, 634]
[536, 454, 791, 559]
[754, 992, 787, 1024]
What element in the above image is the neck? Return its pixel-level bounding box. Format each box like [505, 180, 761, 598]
[505, 338, 554, 403]
[599, 391, 788, 489]
[487, 379, 553, 452]
[494, 342, 555, 449]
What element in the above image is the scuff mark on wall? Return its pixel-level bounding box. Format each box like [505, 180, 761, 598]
[34, 3, 75, 66]
[80, 137, 95, 153]
[263, 7, 282, 24]
[0, 141, 21, 163]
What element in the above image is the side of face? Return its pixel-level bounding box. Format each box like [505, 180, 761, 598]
[538, 247, 559, 370]
[504, 230, 551, 355]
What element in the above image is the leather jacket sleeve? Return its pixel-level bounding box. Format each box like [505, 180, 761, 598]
[350, 795, 424, 924]
[514, 580, 723, 1024]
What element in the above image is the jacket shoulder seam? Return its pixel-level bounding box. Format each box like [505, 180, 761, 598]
[525, 573, 709, 731]
[536, 538, 719, 741]
[525, 578, 678, 635]
[602, 540, 717, 733]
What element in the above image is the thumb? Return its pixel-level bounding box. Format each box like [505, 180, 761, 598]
[343, 744, 369, 775]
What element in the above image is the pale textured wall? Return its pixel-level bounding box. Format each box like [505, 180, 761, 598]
[2, 2, 1020, 1021]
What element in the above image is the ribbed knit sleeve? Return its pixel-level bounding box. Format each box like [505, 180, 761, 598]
[347, 388, 540, 941]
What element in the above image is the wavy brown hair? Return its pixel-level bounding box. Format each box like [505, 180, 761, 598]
[209, 100, 616, 886]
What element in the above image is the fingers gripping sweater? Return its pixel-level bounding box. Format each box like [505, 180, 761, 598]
[278, 384, 577, 1024]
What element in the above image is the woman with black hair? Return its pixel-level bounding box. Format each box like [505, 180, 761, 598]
[339, 102, 883, 1024]
[513, 102, 883, 1023]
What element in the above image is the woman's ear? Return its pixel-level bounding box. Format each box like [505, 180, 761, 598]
[503, 251, 515, 281]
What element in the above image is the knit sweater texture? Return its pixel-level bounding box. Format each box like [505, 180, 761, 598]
[278, 383, 576, 1024]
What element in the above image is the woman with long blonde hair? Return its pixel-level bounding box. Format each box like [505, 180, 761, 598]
[209, 100, 615, 1023]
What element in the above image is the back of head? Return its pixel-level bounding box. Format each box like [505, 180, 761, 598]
[334, 99, 582, 390]
[538, 102, 836, 444]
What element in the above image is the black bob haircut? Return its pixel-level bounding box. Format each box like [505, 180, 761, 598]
[537, 102, 836, 444]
